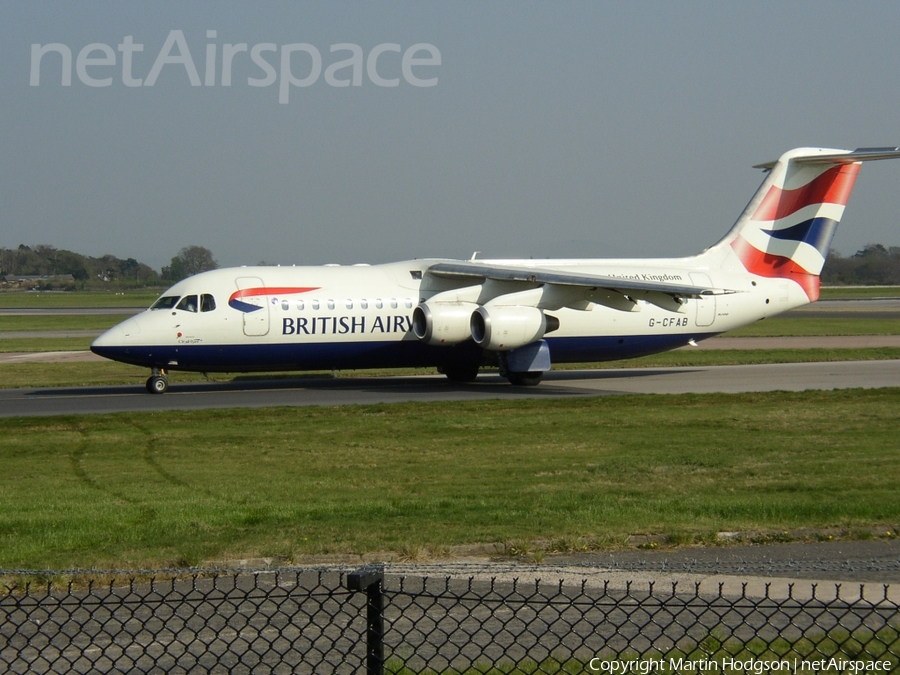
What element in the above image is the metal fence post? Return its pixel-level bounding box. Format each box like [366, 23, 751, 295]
[347, 564, 385, 675]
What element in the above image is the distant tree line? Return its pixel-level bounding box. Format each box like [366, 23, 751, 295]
[160, 246, 218, 283]
[3, 242, 900, 290]
[821, 244, 900, 285]
[0, 244, 217, 290]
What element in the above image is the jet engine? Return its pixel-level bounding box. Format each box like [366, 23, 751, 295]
[412, 302, 477, 346]
[470, 306, 558, 351]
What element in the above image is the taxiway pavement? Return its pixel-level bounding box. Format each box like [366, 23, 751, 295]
[2, 359, 899, 417]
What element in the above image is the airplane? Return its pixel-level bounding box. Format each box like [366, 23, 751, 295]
[91, 146, 900, 394]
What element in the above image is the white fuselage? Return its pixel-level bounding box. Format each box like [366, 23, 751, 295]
[91, 257, 806, 375]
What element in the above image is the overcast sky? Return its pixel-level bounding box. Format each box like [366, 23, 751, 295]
[3, 2, 900, 271]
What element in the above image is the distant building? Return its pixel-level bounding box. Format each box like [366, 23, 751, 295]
[1, 274, 76, 288]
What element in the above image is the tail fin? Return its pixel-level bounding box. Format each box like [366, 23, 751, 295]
[716, 147, 900, 301]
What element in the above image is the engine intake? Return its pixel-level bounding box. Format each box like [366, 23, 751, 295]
[471, 306, 556, 351]
[412, 302, 477, 346]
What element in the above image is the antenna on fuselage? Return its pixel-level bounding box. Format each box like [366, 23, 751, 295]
[470, 251, 480, 261]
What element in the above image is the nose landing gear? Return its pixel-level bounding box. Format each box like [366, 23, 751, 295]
[146, 368, 169, 394]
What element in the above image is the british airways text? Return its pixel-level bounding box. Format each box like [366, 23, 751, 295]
[282, 315, 412, 336]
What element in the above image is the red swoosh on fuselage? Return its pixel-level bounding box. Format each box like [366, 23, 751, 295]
[230, 286, 319, 301]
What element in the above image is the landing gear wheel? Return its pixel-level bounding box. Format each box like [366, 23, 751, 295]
[146, 375, 169, 395]
[442, 363, 480, 383]
[507, 371, 543, 387]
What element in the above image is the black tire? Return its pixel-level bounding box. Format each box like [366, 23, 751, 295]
[442, 363, 480, 383]
[507, 371, 543, 387]
[146, 375, 169, 394]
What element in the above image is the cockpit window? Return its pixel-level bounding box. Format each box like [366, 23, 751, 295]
[176, 295, 199, 313]
[201, 294, 216, 312]
[151, 295, 180, 310]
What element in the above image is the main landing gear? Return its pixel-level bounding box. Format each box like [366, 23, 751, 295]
[498, 347, 546, 387]
[507, 371, 543, 387]
[440, 362, 481, 383]
[146, 368, 169, 395]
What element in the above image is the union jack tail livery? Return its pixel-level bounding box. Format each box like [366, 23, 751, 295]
[717, 147, 900, 301]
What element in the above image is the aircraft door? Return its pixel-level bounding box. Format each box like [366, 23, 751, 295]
[689, 273, 716, 327]
[235, 276, 270, 336]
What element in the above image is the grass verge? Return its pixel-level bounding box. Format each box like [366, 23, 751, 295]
[0, 337, 97, 352]
[0, 315, 123, 332]
[724, 317, 900, 337]
[0, 290, 160, 308]
[1, 389, 898, 569]
[819, 285, 900, 299]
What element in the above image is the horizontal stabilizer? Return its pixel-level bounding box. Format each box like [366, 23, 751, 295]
[753, 147, 900, 170]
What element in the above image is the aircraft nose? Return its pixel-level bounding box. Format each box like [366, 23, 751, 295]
[91, 316, 141, 351]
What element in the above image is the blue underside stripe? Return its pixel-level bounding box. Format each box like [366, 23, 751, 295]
[91, 333, 715, 373]
[228, 299, 264, 313]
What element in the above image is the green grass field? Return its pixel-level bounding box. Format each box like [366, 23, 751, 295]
[2, 286, 900, 571]
[725, 317, 900, 337]
[0, 315, 123, 332]
[819, 285, 900, 299]
[1, 389, 898, 569]
[0, 290, 160, 308]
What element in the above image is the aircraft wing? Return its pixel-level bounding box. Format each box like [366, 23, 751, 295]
[426, 261, 733, 299]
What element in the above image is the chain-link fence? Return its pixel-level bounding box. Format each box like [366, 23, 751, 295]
[1, 566, 898, 673]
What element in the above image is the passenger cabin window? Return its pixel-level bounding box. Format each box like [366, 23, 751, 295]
[390, 298, 398, 309]
[151, 296, 180, 310]
[361, 299, 369, 309]
[346, 299, 353, 309]
[312, 300, 320, 310]
[375, 299, 383, 309]
[201, 294, 216, 312]
[327, 300, 335, 310]
[405, 298, 413, 309]
[281, 300, 289, 310]
[297, 300, 305, 310]
[175, 295, 198, 313]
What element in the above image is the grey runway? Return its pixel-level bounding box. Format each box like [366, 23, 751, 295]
[2, 359, 899, 417]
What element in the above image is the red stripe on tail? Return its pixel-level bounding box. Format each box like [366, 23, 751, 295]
[731, 236, 820, 301]
[752, 163, 860, 222]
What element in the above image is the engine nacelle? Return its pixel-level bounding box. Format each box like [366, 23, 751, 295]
[471, 305, 552, 351]
[412, 302, 477, 346]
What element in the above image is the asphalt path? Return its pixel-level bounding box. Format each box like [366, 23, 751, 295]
[2, 359, 900, 417]
[785, 297, 900, 319]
